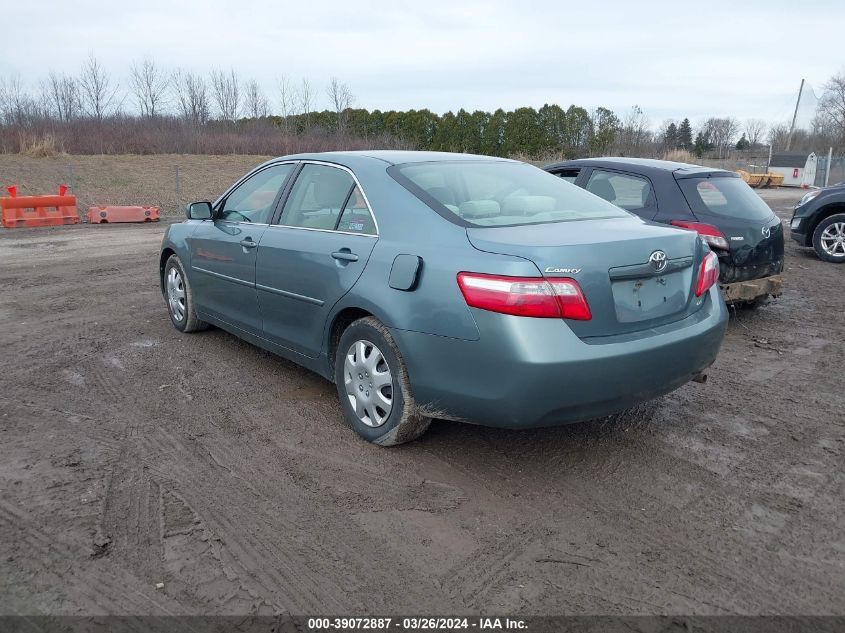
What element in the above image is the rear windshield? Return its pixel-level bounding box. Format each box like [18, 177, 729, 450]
[390, 161, 629, 227]
[678, 176, 775, 221]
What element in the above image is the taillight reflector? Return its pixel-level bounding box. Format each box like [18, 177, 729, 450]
[695, 251, 720, 297]
[671, 220, 729, 250]
[457, 272, 592, 320]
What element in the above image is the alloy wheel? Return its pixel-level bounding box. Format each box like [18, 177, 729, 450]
[820, 222, 845, 257]
[166, 267, 186, 322]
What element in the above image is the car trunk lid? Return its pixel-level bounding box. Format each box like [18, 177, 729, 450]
[466, 217, 707, 338]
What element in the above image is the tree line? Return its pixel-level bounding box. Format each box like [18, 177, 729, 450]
[2, 55, 844, 158]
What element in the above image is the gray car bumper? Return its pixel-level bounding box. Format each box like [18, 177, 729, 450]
[393, 287, 728, 428]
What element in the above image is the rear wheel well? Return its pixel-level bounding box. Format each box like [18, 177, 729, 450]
[808, 203, 845, 244]
[328, 308, 373, 374]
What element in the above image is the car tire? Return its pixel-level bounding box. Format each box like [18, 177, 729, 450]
[334, 316, 431, 446]
[812, 213, 845, 263]
[164, 255, 208, 333]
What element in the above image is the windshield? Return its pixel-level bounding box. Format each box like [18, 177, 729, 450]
[391, 161, 630, 227]
[678, 176, 775, 222]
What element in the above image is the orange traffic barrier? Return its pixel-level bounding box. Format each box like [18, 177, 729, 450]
[86, 205, 160, 224]
[1, 185, 79, 228]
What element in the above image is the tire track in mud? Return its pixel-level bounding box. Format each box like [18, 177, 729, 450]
[420, 410, 841, 615]
[127, 425, 456, 612]
[0, 498, 188, 616]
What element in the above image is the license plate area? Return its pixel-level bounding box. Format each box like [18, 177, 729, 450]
[611, 271, 690, 323]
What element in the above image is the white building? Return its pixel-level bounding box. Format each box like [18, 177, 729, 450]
[769, 152, 818, 187]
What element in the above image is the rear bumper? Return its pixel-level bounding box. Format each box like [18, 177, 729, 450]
[393, 287, 728, 429]
[720, 274, 783, 303]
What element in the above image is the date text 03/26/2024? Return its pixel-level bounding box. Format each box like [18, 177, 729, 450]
[307, 617, 528, 631]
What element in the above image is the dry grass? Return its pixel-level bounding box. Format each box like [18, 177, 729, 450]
[0, 154, 273, 215]
[662, 149, 695, 163]
[19, 134, 64, 158]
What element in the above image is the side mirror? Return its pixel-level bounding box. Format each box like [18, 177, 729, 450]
[186, 201, 212, 220]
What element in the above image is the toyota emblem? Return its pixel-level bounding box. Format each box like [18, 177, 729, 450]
[762, 226, 771, 239]
[649, 250, 668, 273]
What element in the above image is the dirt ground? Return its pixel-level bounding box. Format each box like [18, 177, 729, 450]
[0, 154, 274, 214]
[0, 184, 842, 616]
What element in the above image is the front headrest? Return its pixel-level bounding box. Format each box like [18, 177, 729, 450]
[589, 178, 616, 202]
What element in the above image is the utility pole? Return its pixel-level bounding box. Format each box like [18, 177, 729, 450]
[825, 147, 833, 187]
[785, 78, 804, 152]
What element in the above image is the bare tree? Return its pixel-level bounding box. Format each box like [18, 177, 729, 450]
[243, 79, 269, 119]
[617, 105, 650, 155]
[767, 122, 790, 149]
[297, 78, 314, 129]
[0, 75, 29, 124]
[78, 53, 119, 122]
[716, 117, 740, 158]
[210, 68, 241, 122]
[277, 74, 294, 132]
[326, 77, 354, 134]
[702, 117, 740, 158]
[172, 69, 210, 126]
[745, 118, 767, 148]
[818, 70, 845, 148]
[130, 58, 169, 117]
[43, 72, 80, 122]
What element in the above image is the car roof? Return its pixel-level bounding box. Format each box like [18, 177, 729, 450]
[546, 157, 734, 179]
[273, 150, 518, 166]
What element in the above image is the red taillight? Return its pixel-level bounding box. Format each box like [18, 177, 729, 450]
[695, 251, 720, 297]
[457, 272, 592, 320]
[671, 220, 729, 250]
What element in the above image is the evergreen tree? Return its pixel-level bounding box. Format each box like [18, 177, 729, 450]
[663, 122, 679, 149]
[693, 131, 713, 157]
[735, 133, 750, 150]
[677, 118, 693, 150]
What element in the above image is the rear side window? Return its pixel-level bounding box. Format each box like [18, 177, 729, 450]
[336, 186, 377, 235]
[277, 163, 376, 235]
[678, 176, 774, 221]
[391, 161, 628, 227]
[586, 170, 652, 211]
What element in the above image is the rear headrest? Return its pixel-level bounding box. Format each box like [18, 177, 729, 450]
[589, 178, 616, 203]
[501, 195, 555, 216]
[459, 200, 500, 218]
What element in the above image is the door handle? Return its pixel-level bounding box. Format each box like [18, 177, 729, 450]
[239, 238, 258, 249]
[331, 250, 359, 262]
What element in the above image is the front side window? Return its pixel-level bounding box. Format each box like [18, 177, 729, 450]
[279, 164, 376, 232]
[392, 161, 628, 227]
[218, 163, 294, 223]
[585, 170, 652, 212]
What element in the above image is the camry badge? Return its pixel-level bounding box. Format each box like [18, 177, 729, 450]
[545, 267, 581, 274]
[649, 250, 668, 273]
[762, 226, 771, 239]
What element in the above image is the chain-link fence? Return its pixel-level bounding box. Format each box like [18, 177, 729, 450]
[814, 154, 845, 187]
[0, 155, 273, 218]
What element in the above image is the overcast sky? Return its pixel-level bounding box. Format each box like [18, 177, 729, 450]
[2, 0, 841, 128]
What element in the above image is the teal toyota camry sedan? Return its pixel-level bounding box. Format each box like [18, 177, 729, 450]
[159, 151, 728, 445]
